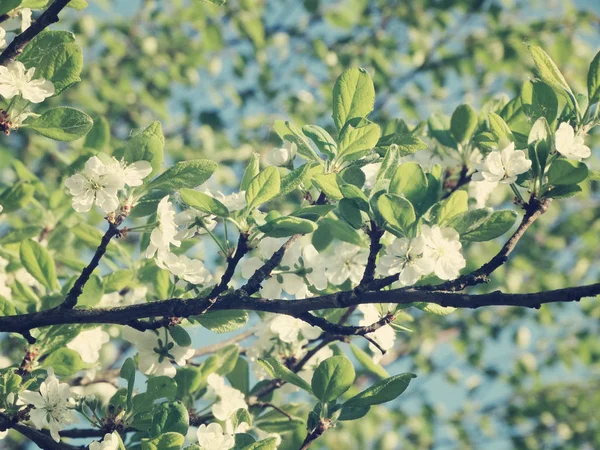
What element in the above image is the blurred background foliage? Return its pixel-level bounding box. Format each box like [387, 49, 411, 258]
[1, 0, 600, 449]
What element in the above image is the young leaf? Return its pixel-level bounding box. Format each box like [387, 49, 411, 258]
[374, 132, 427, 156]
[389, 162, 428, 211]
[42, 348, 88, 376]
[311, 356, 355, 402]
[194, 310, 249, 333]
[20, 239, 59, 291]
[450, 104, 478, 144]
[120, 357, 136, 410]
[124, 121, 164, 177]
[521, 81, 558, 124]
[332, 67, 375, 131]
[344, 373, 417, 407]
[312, 173, 343, 200]
[179, 188, 229, 217]
[29, 107, 93, 141]
[528, 45, 575, 106]
[588, 50, 600, 104]
[18, 31, 82, 94]
[302, 124, 337, 158]
[376, 144, 401, 182]
[461, 210, 517, 242]
[146, 160, 217, 192]
[259, 216, 318, 237]
[272, 120, 320, 162]
[150, 401, 189, 438]
[377, 193, 416, 235]
[279, 163, 314, 197]
[547, 160, 588, 186]
[141, 432, 185, 450]
[168, 325, 192, 347]
[337, 118, 381, 161]
[246, 167, 280, 210]
[258, 357, 313, 394]
[436, 190, 468, 226]
[240, 153, 260, 191]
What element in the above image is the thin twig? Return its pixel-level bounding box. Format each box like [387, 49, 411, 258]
[0, 0, 73, 66]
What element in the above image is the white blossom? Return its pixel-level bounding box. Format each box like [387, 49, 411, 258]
[102, 158, 152, 189]
[361, 162, 381, 190]
[323, 243, 368, 285]
[472, 142, 531, 184]
[269, 315, 320, 344]
[174, 209, 217, 240]
[145, 196, 181, 258]
[19, 369, 77, 442]
[0, 28, 6, 49]
[555, 122, 591, 161]
[419, 224, 466, 281]
[207, 374, 248, 421]
[358, 304, 396, 363]
[67, 327, 110, 364]
[122, 329, 194, 378]
[156, 252, 212, 285]
[64, 156, 121, 213]
[301, 245, 328, 290]
[0, 61, 54, 103]
[89, 432, 120, 450]
[99, 286, 147, 307]
[377, 236, 431, 286]
[265, 142, 296, 166]
[196, 423, 235, 450]
[213, 190, 246, 212]
[469, 179, 497, 208]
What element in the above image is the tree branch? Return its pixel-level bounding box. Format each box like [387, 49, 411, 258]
[2, 280, 598, 339]
[207, 232, 249, 300]
[61, 223, 120, 310]
[240, 234, 300, 296]
[0, 0, 72, 66]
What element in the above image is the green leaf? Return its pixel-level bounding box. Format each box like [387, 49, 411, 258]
[588, 50, 600, 104]
[349, 344, 389, 380]
[302, 124, 337, 158]
[345, 373, 416, 407]
[147, 160, 217, 193]
[29, 107, 93, 142]
[258, 357, 313, 394]
[246, 167, 280, 210]
[168, 326, 191, 347]
[545, 184, 582, 199]
[445, 208, 493, 235]
[338, 404, 371, 421]
[0, 226, 41, 245]
[414, 303, 456, 315]
[528, 45, 575, 106]
[77, 274, 104, 307]
[0, 297, 16, 316]
[375, 132, 428, 156]
[389, 162, 428, 211]
[487, 112, 514, 142]
[313, 217, 362, 250]
[272, 120, 320, 162]
[259, 216, 318, 237]
[124, 122, 164, 177]
[279, 163, 314, 197]
[141, 432, 185, 450]
[215, 345, 240, 376]
[338, 199, 364, 229]
[547, 160, 588, 186]
[18, 31, 82, 94]
[311, 356, 355, 402]
[436, 190, 468, 226]
[67, 0, 87, 9]
[292, 205, 336, 221]
[150, 401, 189, 438]
[376, 144, 401, 182]
[339, 184, 369, 211]
[179, 188, 228, 217]
[337, 118, 381, 161]
[461, 210, 518, 242]
[20, 239, 59, 291]
[450, 104, 478, 144]
[145, 376, 178, 402]
[227, 358, 250, 395]
[84, 116, 110, 150]
[332, 67, 375, 131]
[240, 153, 260, 191]
[241, 438, 279, 450]
[0, 0, 22, 16]
[0, 181, 35, 213]
[521, 81, 558, 124]
[377, 194, 416, 235]
[120, 358, 136, 410]
[312, 173, 343, 200]
[428, 113, 456, 148]
[43, 348, 88, 376]
[195, 310, 249, 333]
